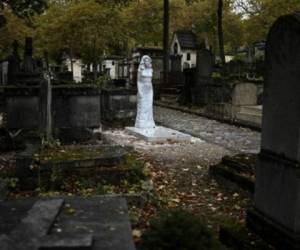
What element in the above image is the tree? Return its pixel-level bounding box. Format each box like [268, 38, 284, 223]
[0, 0, 47, 26]
[122, 0, 164, 47]
[233, 0, 300, 44]
[217, 0, 226, 65]
[0, 8, 32, 59]
[163, 0, 170, 84]
[34, 0, 125, 78]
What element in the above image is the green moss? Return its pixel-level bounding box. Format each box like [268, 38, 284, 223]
[120, 155, 147, 183]
[37, 146, 103, 164]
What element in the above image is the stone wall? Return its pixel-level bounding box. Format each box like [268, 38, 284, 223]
[1, 85, 101, 131]
[101, 88, 136, 127]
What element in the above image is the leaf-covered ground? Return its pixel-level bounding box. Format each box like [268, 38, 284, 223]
[103, 130, 273, 249]
[0, 129, 273, 249]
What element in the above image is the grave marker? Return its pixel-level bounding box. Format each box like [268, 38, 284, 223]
[247, 13, 300, 249]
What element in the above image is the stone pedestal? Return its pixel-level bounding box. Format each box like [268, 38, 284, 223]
[126, 126, 191, 143]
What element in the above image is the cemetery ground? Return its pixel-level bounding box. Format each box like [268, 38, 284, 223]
[0, 106, 273, 249]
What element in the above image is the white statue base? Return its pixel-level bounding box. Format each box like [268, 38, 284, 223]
[126, 126, 191, 143]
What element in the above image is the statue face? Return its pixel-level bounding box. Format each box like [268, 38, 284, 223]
[144, 57, 152, 68]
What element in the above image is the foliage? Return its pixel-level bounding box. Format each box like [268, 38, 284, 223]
[41, 137, 61, 150]
[2, 0, 300, 63]
[233, 0, 300, 43]
[0, 8, 32, 59]
[95, 74, 111, 88]
[121, 0, 164, 47]
[0, 0, 47, 25]
[34, 0, 125, 64]
[141, 209, 224, 250]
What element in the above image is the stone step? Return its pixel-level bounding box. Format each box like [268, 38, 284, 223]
[210, 163, 254, 193]
[239, 105, 262, 116]
[210, 154, 256, 193]
[235, 111, 262, 126]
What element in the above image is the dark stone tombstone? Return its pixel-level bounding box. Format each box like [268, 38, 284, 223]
[23, 37, 34, 73]
[17, 37, 42, 85]
[170, 55, 182, 72]
[190, 49, 214, 104]
[7, 41, 21, 85]
[195, 49, 214, 82]
[0, 128, 13, 152]
[101, 88, 137, 128]
[247, 13, 300, 249]
[178, 68, 195, 105]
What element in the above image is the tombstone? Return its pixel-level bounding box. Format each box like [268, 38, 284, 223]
[178, 68, 195, 105]
[170, 55, 182, 72]
[190, 48, 214, 104]
[7, 40, 21, 85]
[17, 37, 43, 85]
[232, 82, 257, 106]
[195, 48, 214, 84]
[23, 37, 34, 73]
[247, 13, 300, 249]
[0, 61, 8, 85]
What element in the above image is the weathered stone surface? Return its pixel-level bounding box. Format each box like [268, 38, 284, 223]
[51, 197, 135, 250]
[39, 145, 128, 172]
[260, 14, 300, 161]
[0, 199, 64, 250]
[39, 234, 93, 250]
[6, 96, 39, 129]
[53, 89, 101, 129]
[20, 199, 64, 237]
[195, 49, 214, 80]
[3, 86, 101, 133]
[0, 179, 8, 201]
[0, 197, 135, 250]
[126, 126, 191, 143]
[101, 88, 136, 127]
[232, 83, 257, 106]
[248, 13, 300, 249]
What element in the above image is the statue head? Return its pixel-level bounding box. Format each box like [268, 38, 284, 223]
[139, 55, 152, 71]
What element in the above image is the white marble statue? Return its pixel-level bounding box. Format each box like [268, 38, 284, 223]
[135, 55, 156, 129]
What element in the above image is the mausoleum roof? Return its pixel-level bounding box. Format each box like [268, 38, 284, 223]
[174, 30, 198, 50]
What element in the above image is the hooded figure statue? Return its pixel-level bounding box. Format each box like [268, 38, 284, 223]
[135, 55, 156, 129]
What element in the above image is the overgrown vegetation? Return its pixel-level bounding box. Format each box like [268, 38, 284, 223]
[141, 209, 225, 250]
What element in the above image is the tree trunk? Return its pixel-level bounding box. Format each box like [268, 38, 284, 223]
[163, 0, 169, 86]
[217, 0, 226, 66]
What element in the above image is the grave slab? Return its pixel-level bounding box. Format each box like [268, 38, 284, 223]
[126, 126, 191, 143]
[0, 196, 136, 250]
[39, 234, 93, 250]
